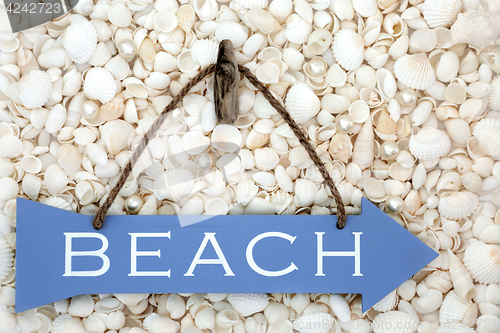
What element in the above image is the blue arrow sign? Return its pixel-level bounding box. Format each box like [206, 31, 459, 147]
[15, 197, 438, 313]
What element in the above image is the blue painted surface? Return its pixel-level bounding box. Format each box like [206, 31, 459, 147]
[16, 197, 438, 313]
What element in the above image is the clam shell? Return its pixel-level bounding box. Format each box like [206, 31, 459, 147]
[22, 173, 42, 200]
[227, 293, 269, 316]
[439, 290, 477, 324]
[0, 177, 18, 201]
[83, 67, 116, 104]
[0, 307, 20, 333]
[473, 118, 500, 159]
[451, 10, 498, 49]
[285, 83, 320, 124]
[255, 148, 280, 171]
[62, 19, 98, 64]
[372, 311, 417, 333]
[438, 191, 479, 220]
[234, 0, 268, 9]
[152, 168, 195, 202]
[19, 70, 52, 109]
[212, 124, 242, 153]
[113, 293, 149, 307]
[332, 29, 364, 71]
[394, 53, 436, 90]
[352, 0, 378, 18]
[284, 14, 312, 45]
[108, 1, 133, 27]
[463, 241, 500, 284]
[100, 120, 134, 155]
[52, 314, 87, 333]
[191, 39, 218, 68]
[409, 127, 451, 160]
[476, 314, 500, 333]
[0, 135, 24, 158]
[422, 0, 462, 28]
[294, 312, 334, 333]
[143, 313, 181, 333]
[269, 0, 293, 24]
[154, 52, 178, 73]
[68, 294, 94, 318]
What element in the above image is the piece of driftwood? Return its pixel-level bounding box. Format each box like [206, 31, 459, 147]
[213, 39, 239, 124]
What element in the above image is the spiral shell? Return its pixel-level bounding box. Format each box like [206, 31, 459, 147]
[394, 53, 436, 90]
[332, 29, 364, 71]
[422, 0, 462, 29]
[227, 293, 269, 316]
[472, 118, 500, 159]
[409, 127, 451, 160]
[19, 70, 53, 109]
[463, 241, 500, 284]
[62, 19, 98, 64]
[438, 191, 479, 220]
[285, 83, 320, 124]
[83, 67, 117, 104]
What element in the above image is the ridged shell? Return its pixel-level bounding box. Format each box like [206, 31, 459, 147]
[372, 311, 417, 333]
[422, 0, 462, 28]
[234, 0, 268, 9]
[227, 293, 269, 316]
[332, 29, 364, 71]
[83, 67, 116, 104]
[472, 118, 500, 159]
[284, 14, 312, 44]
[488, 75, 500, 111]
[0, 238, 14, 282]
[152, 168, 195, 202]
[143, 313, 181, 333]
[52, 314, 87, 333]
[108, 1, 133, 28]
[372, 289, 398, 312]
[285, 83, 320, 124]
[68, 294, 94, 318]
[435, 325, 475, 333]
[0, 308, 19, 333]
[269, 0, 293, 24]
[463, 241, 500, 284]
[191, 39, 218, 68]
[438, 191, 479, 220]
[439, 290, 476, 324]
[394, 53, 436, 90]
[409, 127, 451, 160]
[451, 11, 498, 49]
[294, 312, 334, 333]
[476, 314, 500, 333]
[114, 294, 149, 306]
[100, 120, 134, 155]
[62, 19, 98, 64]
[19, 70, 53, 109]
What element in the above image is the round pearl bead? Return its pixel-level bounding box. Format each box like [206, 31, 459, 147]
[380, 141, 399, 160]
[168, 108, 184, 122]
[385, 196, 404, 214]
[398, 88, 417, 107]
[81, 101, 100, 119]
[125, 195, 144, 214]
[195, 153, 213, 171]
[306, 58, 326, 77]
[335, 114, 355, 133]
[118, 39, 137, 59]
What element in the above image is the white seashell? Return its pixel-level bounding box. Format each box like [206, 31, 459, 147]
[447, 249, 475, 303]
[472, 118, 500, 159]
[485, 52, 500, 75]
[329, 294, 350, 322]
[409, 127, 451, 160]
[0, 135, 23, 158]
[438, 191, 479, 220]
[166, 294, 185, 319]
[372, 311, 417, 333]
[84, 67, 116, 104]
[451, 11, 498, 50]
[0, 305, 19, 333]
[108, 1, 133, 28]
[439, 290, 478, 324]
[295, 179, 318, 206]
[373, 289, 398, 312]
[191, 39, 219, 68]
[256, 63, 281, 85]
[283, 48, 305, 71]
[352, 118, 374, 170]
[20, 155, 42, 174]
[52, 314, 87, 333]
[215, 309, 239, 328]
[0, 177, 18, 201]
[394, 53, 436, 90]
[153, 168, 195, 202]
[0, 237, 14, 282]
[463, 241, 500, 284]
[332, 29, 364, 71]
[476, 314, 500, 333]
[154, 52, 178, 73]
[284, 14, 312, 44]
[193, 0, 218, 21]
[113, 293, 149, 307]
[245, 9, 281, 34]
[328, 134, 352, 163]
[352, 0, 378, 18]
[269, 0, 293, 24]
[177, 50, 200, 73]
[332, 0, 354, 21]
[285, 83, 320, 124]
[294, 312, 334, 333]
[19, 70, 52, 109]
[22, 173, 42, 200]
[100, 120, 134, 155]
[94, 297, 123, 313]
[68, 294, 94, 318]
[227, 293, 269, 316]
[422, 0, 462, 28]
[143, 313, 181, 333]
[82, 314, 106, 333]
[212, 124, 242, 153]
[154, 11, 178, 33]
[215, 22, 249, 48]
[234, 0, 268, 9]
[62, 19, 98, 64]
[205, 198, 229, 215]
[177, 5, 196, 33]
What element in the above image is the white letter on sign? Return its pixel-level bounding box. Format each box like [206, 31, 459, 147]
[63, 232, 110, 277]
[246, 232, 298, 277]
[315, 232, 363, 277]
[129, 232, 171, 277]
[184, 233, 234, 276]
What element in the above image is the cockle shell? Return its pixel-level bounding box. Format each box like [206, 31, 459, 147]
[438, 191, 479, 220]
[294, 312, 334, 333]
[152, 168, 195, 202]
[68, 294, 94, 318]
[394, 53, 436, 90]
[451, 11, 498, 49]
[108, 1, 133, 27]
[472, 118, 500, 160]
[409, 127, 451, 160]
[212, 124, 242, 153]
[0, 135, 24, 158]
[61, 19, 98, 64]
[422, 0, 462, 29]
[83, 67, 116, 104]
[472, 215, 500, 244]
[114, 293, 149, 306]
[447, 249, 475, 303]
[191, 39, 218, 68]
[372, 289, 398, 312]
[52, 314, 87, 333]
[439, 290, 478, 324]
[372, 311, 417, 333]
[0, 237, 14, 282]
[285, 83, 320, 124]
[19, 70, 52, 109]
[332, 29, 364, 71]
[269, 0, 293, 24]
[100, 120, 134, 155]
[234, 0, 268, 9]
[143, 313, 181, 333]
[227, 293, 269, 316]
[463, 241, 500, 284]
[284, 14, 312, 45]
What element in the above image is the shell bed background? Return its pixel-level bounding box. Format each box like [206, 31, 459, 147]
[0, 0, 500, 332]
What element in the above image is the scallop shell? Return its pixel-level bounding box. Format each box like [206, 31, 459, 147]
[439, 290, 477, 324]
[372, 311, 417, 333]
[285, 83, 320, 124]
[463, 241, 500, 284]
[52, 314, 87, 333]
[451, 10, 498, 50]
[472, 118, 500, 160]
[113, 294, 149, 306]
[152, 168, 195, 202]
[143, 313, 181, 333]
[100, 120, 134, 155]
[234, 0, 268, 9]
[191, 39, 219, 68]
[83, 67, 116, 104]
[227, 293, 269, 316]
[0, 135, 24, 158]
[438, 191, 479, 220]
[284, 14, 312, 45]
[269, 0, 293, 24]
[409, 127, 451, 160]
[332, 29, 364, 71]
[68, 294, 94, 318]
[0, 308, 20, 333]
[294, 312, 334, 333]
[18, 70, 52, 109]
[422, 0, 462, 29]
[61, 19, 98, 64]
[0, 238, 14, 282]
[394, 53, 436, 90]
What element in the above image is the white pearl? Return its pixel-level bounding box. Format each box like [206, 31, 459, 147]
[125, 195, 144, 214]
[385, 196, 404, 214]
[81, 101, 100, 119]
[306, 58, 326, 77]
[335, 114, 354, 133]
[380, 141, 399, 159]
[168, 108, 183, 122]
[118, 39, 137, 59]
[398, 88, 417, 107]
